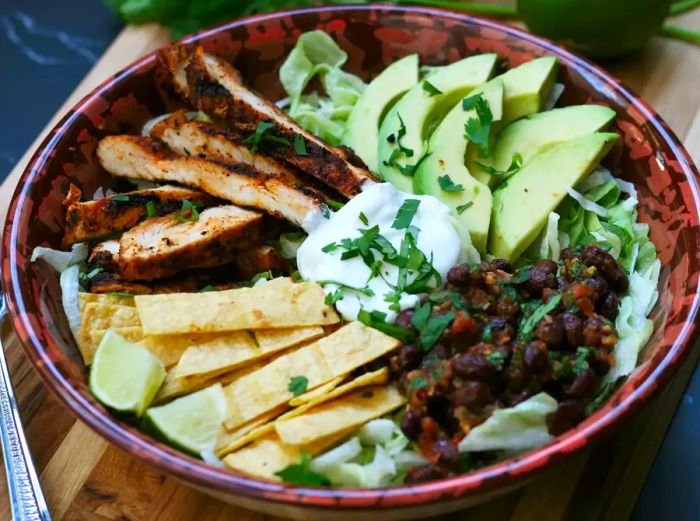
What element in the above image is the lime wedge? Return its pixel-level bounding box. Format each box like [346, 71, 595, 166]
[145, 384, 227, 455]
[89, 329, 166, 416]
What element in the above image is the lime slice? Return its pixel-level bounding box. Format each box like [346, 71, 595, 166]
[89, 329, 166, 416]
[145, 384, 227, 455]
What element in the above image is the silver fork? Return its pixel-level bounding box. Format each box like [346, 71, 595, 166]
[0, 294, 51, 520]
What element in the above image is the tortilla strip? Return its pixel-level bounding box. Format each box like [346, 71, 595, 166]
[222, 430, 352, 480]
[137, 334, 206, 368]
[89, 327, 144, 351]
[223, 322, 400, 430]
[288, 376, 345, 407]
[215, 367, 388, 456]
[135, 280, 339, 335]
[78, 303, 141, 363]
[215, 405, 287, 453]
[275, 385, 405, 446]
[78, 292, 135, 312]
[252, 326, 325, 353]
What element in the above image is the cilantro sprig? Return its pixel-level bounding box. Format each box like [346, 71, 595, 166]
[473, 153, 524, 177]
[422, 80, 443, 96]
[437, 175, 465, 192]
[410, 302, 455, 351]
[357, 309, 415, 344]
[172, 199, 202, 223]
[519, 293, 562, 341]
[243, 121, 291, 153]
[462, 93, 494, 158]
[275, 451, 329, 487]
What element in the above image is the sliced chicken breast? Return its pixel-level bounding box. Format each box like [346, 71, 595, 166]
[158, 45, 376, 197]
[97, 135, 324, 225]
[63, 183, 216, 245]
[118, 205, 263, 280]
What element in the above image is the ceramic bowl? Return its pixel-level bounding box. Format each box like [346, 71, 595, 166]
[3, 5, 699, 520]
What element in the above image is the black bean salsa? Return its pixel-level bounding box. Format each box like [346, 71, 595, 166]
[388, 244, 629, 483]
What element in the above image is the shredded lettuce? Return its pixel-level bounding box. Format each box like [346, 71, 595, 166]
[278, 231, 307, 260]
[279, 31, 365, 145]
[310, 418, 424, 487]
[458, 393, 558, 453]
[32, 243, 88, 340]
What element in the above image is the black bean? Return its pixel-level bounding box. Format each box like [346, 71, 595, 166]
[590, 350, 611, 376]
[492, 259, 513, 273]
[585, 276, 608, 298]
[560, 247, 578, 261]
[404, 464, 444, 483]
[434, 440, 459, 469]
[489, 317, 515, 345]
[450, 381, 493, 408]
[547, 399, 584, 435]
[527, 259, 558, 296]
[392, 345, 422, 373]
[523, 341, 549, 372]
[583, 316, 605, 346]
[399, 411, 422, 440]
[598, 292, 620, 320]
[447, 264, 472, 286]
[395, 310, 415, 330]
[581, 245, 629, 292]
[535, 317, 565, 348]
[432, 344, 454, 360]
[561, 312, 584, 349]
[451, 352, 495, 381]
[564, 369, 597, 398]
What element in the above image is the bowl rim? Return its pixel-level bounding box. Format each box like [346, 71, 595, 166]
[3, 2, 700, 511]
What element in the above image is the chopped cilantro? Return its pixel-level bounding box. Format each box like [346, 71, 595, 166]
[110, 194, 130, 202]
[145, 200, 157, 218]
[392, 199, 420, 229]
[294, 135, 308, 156]
[173, 199, 200, 222]
[319, 281, 374, 306]
[326, 200, 345, 210]
[244, 270, 273, 287]
[290, 271, 302, 282]
[243, 121, 291, 153]
[574, 347, 594, 374]
[321, 204, 331, 219]
[473, 153, 523, 176]
[109, 292, 133, 297]
[462, 93, 494, 157]
[321, 242, 337, 253]
[456, 201, 474, 214]
[519, 293, 562, 341]
[437, 175, 465, 192]
[485, 351, 505, 370]
[410, 302, 455, 351]
[79, 267, 103, 281]
[199, 285, 217, 292]
[357, 309, 415, 344]
[275, 451, 329, 486]
[359, 211, 369, 226]
[288, 375, 309, 397]
[409, 377, 429, 390]
[422, 80, 443, 96]
[481, 324, 493, 343]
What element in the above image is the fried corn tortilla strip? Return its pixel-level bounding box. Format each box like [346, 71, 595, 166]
[78, 292, 135, 312]
[215, 405, 287, 454]
[275, 385, 405, 446]
[222, 430, 352, 480]
[89, 327, 144, 350]
[288, 376, 345, 407]
[77, 303, 142, 363]
[134, 279, 339, 335]
[175, 326, 325, 379]
[223, 322, 400, 430]
[215, 368, 388, 456]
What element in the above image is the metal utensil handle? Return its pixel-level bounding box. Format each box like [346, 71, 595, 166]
[0, 302, 51, 520]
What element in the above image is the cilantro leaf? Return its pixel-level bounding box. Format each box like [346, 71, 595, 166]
[357, 309, 415, 344]
[110, 194, 130, 202]
[294, 135, 308, 156]
[326, 200, 345, 210]
[392, 199, 420, 229]
[456, 201, 474, 214]
[145, 200, 157, 218]
[288, 375, 309, 397]
[79, 267, 103, 282]
[574, 347, 595, 374]
[473, 153, 524, 176]
[462, 93, 494, 158]
[199, 285, 217, 292]
[422, 80, 442, 96]
[409, 377, 429, 390]
[359, 211, 369, 226]
[109, 292, 133, 297]
[437, 175, 464, 192]
[275, 451, 329, 486]
[321, 242, 337, 253]
[244, 270, 273, 287]
[243, 121, 291, 153]
[519, 293, 562, 341]
[410, 302, 455, 351]
[485, 351, 505, 370]
[173, 199, 201, 223]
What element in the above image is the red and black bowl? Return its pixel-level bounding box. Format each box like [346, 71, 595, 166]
[2, 5, 699, 520]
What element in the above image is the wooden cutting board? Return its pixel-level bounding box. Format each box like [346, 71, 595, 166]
[1, 4, 700, 520]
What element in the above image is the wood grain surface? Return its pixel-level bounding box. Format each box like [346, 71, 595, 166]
[1, 3, 700, 520]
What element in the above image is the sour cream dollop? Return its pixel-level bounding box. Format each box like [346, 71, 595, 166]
[297, 182, 462, 323]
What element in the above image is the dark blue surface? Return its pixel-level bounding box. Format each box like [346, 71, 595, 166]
[0, 1, 698, 519]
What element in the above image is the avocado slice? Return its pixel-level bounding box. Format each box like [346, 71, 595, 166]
[377, 53, 498, 192]
[488, 132, 619, 261]
[496, 56, 559, 128]
[470, 105, 617, 188]
[413, 80, 504, 252]
[342, 54, 419, 172]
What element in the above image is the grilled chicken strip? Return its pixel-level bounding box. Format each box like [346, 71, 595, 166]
[97, 135, 325, 225]
[159, 45, 376, 197]
[88, 239, 120, 272]
[118, 205, 263, 280]
[63, 183, 216, 245]
[88, 269, 241, 295]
